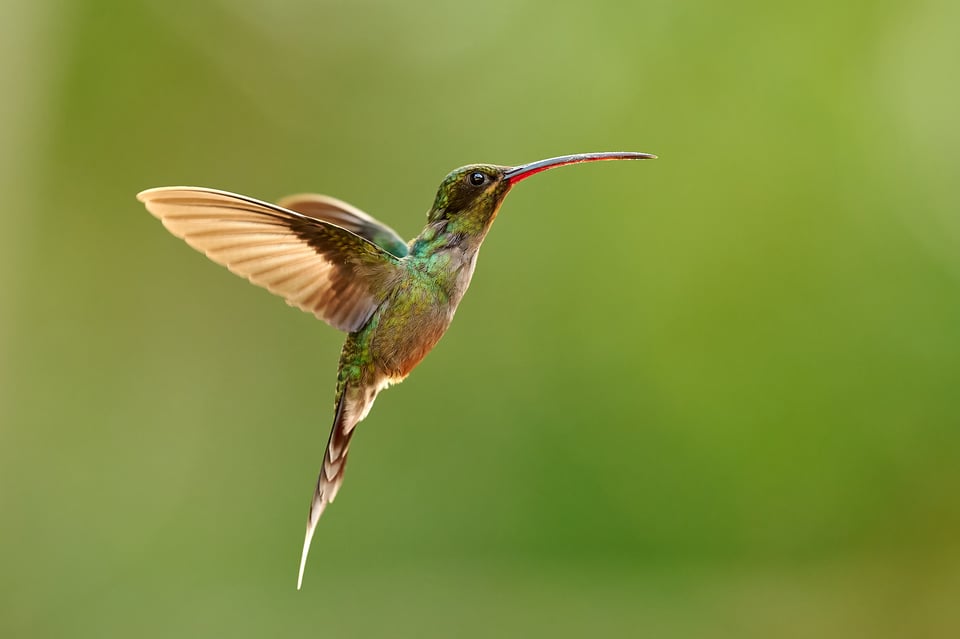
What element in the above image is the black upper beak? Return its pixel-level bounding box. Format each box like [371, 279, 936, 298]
[503, 151, 657, 184]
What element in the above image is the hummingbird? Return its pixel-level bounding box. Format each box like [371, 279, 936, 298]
[137, 151, 656, 589]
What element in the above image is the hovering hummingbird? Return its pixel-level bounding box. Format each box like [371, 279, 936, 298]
[137, 151, 656, 589]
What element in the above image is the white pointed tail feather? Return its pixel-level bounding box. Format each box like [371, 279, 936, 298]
[297, 499, 328, 590]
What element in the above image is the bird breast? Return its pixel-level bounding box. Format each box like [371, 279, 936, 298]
[369, 275, 459, 379]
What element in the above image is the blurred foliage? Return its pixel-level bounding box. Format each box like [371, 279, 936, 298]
[2, 0, 959, 637]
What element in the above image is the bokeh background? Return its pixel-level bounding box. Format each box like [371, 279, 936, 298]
[3, 0, 960, 637]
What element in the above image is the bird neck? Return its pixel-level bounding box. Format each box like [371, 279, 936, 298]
[408, 218, 484, 259]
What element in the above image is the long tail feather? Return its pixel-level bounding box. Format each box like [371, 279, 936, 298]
[297, 384, 371, 589]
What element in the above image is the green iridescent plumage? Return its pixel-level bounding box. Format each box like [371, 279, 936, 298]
[137, 151, 656, 591]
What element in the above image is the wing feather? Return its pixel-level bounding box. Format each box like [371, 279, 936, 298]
[277, 193, 409, 258]
[138, 186, 402, 332]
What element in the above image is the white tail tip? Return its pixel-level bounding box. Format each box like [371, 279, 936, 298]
[296, 518, 319, 590]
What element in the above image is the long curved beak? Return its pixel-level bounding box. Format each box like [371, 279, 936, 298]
[503, 151, 657, 184]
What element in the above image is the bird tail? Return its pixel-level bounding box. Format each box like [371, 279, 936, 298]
[296, 383, 372, 590]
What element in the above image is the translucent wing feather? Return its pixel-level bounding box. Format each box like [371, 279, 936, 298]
[138, 187, 401, 332]
[277, 193, 409, 258]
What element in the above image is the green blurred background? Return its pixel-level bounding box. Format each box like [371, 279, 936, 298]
[3, 0, 959, 636]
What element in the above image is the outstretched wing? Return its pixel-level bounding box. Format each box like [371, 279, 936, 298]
[277, 193, 409, 258]
[138, 187, 402, 332]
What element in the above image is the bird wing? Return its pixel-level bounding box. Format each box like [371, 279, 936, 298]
[277, 193, 409, 258]
[138, 186, 402, 332]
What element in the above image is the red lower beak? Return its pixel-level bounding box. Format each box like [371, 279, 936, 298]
[504, 151, 657, 184]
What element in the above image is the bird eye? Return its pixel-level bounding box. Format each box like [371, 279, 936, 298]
[469, 172, 487, 186]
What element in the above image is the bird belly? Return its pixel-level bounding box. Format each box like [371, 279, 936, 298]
[370, 283, 456, 380]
